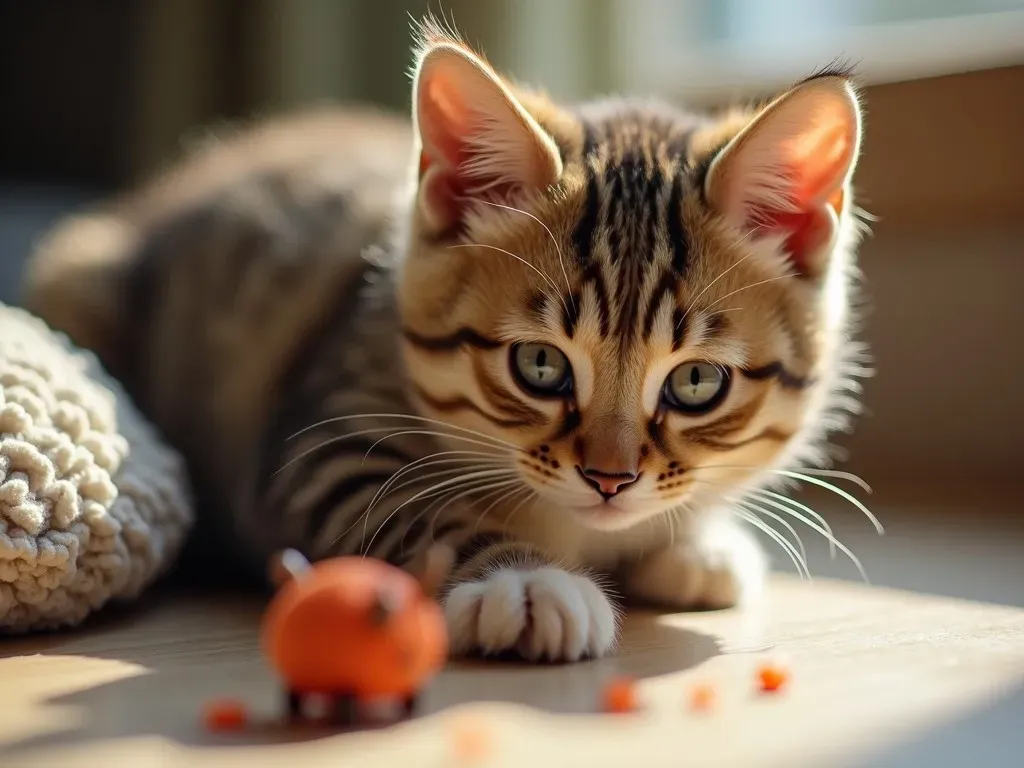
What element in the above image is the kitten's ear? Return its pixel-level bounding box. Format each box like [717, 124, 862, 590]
[411, 30, 563, 235]
[705, 74, 862, 276]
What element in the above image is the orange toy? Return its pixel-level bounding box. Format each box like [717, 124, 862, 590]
[261, 548, 449, 725]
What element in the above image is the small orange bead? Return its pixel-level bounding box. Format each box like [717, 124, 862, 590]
[202, 698, 248, 731]
[757, 662, 789, 693]
[602, 676, 640, 714]
[689, 683, 717, 712]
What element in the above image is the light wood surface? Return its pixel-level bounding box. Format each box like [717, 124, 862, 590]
[3, 567, 1024, 768]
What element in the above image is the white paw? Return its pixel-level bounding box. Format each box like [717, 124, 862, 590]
[443, 568, 618, 662]
[625, 517, 767, 609]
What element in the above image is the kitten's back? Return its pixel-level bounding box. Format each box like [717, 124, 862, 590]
[24, 106, 412, 371]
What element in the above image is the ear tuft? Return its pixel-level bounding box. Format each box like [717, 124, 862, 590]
[410, 18, 563, 235]
[705, 74, 862, 276]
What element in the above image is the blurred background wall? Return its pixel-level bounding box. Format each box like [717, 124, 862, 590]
[1, 0, 1022, 496]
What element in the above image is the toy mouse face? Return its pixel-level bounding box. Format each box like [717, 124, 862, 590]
[261, 551, 448, 699]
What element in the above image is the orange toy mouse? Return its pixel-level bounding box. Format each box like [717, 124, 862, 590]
[261, 547, 450, 725]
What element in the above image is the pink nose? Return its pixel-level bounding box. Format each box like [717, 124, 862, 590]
[577, 467, 641, 500]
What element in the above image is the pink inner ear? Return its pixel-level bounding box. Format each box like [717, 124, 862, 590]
[788, 123, 853, 208]
[419, 75, 470, 171]
[755, 117, 854, 272]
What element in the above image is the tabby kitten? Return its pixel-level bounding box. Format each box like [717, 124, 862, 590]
[25, 20, 867, 662]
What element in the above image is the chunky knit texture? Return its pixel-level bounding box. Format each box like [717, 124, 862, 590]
[0, 304, 192, 632]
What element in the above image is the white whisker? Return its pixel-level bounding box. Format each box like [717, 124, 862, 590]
[500, 488, 536, 538]
[360, 469, 518, 553]
[734, 509, 810, 579]
[741, 493, 869, 583]
[472, 199, 575, 314]
[287, 412, 521, 452]
[701, 275, 796, 313]
[732, 496, 807, 564]
[749, 487, 838, 559]
[448, 243, 569, 318]
[770, 470, 883, 533]
[364, 451, 512, 513]
[364, 458, 512, 519]
[275, 427, 518, 477]
[677, 247, 757, 328]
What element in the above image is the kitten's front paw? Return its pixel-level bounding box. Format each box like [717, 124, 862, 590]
[443, 568, 617, 662]
[625, 519, 766, 609]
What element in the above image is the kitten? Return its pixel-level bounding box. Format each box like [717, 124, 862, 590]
[24, 19, 868, 662]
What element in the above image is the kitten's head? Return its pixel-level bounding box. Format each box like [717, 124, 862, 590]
[396, 20, 865, 531]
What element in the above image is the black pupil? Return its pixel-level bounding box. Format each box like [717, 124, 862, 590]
[535, 348, 548, 380]
[690, 366, 701, 387]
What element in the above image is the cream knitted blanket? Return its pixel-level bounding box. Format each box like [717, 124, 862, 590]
[0, 304, 193, 632]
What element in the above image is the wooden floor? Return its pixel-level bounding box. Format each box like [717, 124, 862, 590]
[2, 497, 1024, 768]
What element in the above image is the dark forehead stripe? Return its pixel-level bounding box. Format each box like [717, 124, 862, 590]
[561, 291, 582, 338]
[572, 121, 601, 266]
[742, 362, 814, 390]
[704, 312, 730, 340]
[666, 172, 690, 276]
[526, 291, 548, 323]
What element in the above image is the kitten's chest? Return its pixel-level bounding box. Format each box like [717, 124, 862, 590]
[499, 499, 677, 570]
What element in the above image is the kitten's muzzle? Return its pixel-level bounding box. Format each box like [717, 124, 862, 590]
[576, 466, 641, 501]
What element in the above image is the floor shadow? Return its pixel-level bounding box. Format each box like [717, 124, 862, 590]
[850, 679, 1024, 768]
[0, 592, 720, 757]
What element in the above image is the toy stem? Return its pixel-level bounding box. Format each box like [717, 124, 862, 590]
[268, 548, 311, 588]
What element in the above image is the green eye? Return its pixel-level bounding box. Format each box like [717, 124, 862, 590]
[511, 343, 573, 396]
[664, 362, 730, 413]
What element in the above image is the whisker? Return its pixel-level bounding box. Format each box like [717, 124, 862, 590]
[367, 476, 521, 554]
[750, 487, 838, 559]
[677, 247, 758, 328]
[448, 243, 569, 318]
[275, 427, 518, 477]
[683, 473, 840, 560]
[740, 493, 869, 583]
[500, 488, 536, 538]
[685, 464, 874, 496]
[360, 469, 519, 553]
[732, 497, 807, 565]
[472, 199, 575, 315]
[770, 470, 883, 533]
[287, 412, 521, 452]
[364, 451, 512, 513]
[734, 509, 810, 580]
[363, 458, 512, 520]
[701, 275, 796, 313]
[333, 468, 515, 552]
[472, 484, 531, 536]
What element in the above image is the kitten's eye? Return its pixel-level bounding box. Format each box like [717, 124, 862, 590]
[511, 343, 573, 396]
[664, 362, 730, 413]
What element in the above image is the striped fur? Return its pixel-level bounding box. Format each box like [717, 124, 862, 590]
[24, 22, 869, 659]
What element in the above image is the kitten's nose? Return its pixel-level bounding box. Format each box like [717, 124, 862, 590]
[577, 466, 641, 500]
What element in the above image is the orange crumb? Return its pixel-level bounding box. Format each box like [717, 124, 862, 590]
[602, 676, 640, 714]
[757, 662, 789, 693]
[689, 683, 717, 712]
[203, 698, 248, 731]
[450, 716, 492, 761]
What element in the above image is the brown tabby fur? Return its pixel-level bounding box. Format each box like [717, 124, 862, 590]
[23, 20, 868, 659]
